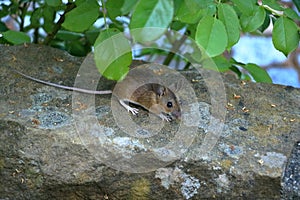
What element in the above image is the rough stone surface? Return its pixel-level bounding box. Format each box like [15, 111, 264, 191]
[0, 44, 299, 199]
[282, 140, 300, 199]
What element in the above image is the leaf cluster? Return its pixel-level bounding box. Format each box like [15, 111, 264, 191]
[0, 0, 299, 82]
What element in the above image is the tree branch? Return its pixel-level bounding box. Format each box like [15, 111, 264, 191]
[44, 3, 76, 45]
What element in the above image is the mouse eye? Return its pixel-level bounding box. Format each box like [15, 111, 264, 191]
[167, 101, 173, 108]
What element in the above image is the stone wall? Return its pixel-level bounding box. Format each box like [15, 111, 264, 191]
[0, 44, 299, 199]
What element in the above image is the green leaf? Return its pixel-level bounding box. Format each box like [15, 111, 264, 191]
[43, 5, 56, 22]
[94, 29, 132, 81]
[42, 6, 56, 33]
[242, 63, 272, 83]
[240, 73, 252, 81]
[46, 0, 61, 7]
[171, 21, 186, 31]
[75, 0, 87, 6]
[186, 23, 198, 38]
[85, 29, 101, 44]
[174, 0, 202, 24]
[240, 6, 266, 32]
[106, 0, 124, 19]
[2, 30, 31, 44]
[195, 16, 228, 57]
[0, 21, 8, 32]
[229, 65, 242, 78]
[31, 7, 43, 28]
[66, 40, 89, 56]
[198, 4, 217, 18]
[272, 17, 299, 56]
[0, 4, 9, 18]
[284, 8, 300, 21]
[217, 3, 240, 48]
[130, 0, 173, 43]
[293, 0, 300, 12]
[174, 0, 215, 24]
[106, 0, 138, 17]
[211, 55, 232, 72]
[232, 0, 257, 15]
[121, 0, 138, 14]
[62, 0, 100, 32]
[258, 10, 271, 33]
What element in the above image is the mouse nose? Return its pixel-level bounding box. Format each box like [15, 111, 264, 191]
[171, 110, 181, 119]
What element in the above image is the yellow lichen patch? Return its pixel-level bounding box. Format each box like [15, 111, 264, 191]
[130, 178, 150, 200]
[220, 159, 233, 170]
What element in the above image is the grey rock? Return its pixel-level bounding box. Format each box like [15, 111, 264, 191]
[282, 141, 300, 199]
[0, 44, 299, 199]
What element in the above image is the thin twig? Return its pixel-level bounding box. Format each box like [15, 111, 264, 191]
[163, 32, 187, 66]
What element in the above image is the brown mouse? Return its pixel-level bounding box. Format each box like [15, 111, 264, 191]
[112, 64, 181, 121]
[11, 64, 181, 121]
[115, 83, 181, 121]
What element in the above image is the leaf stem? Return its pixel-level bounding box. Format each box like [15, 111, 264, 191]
[100, 0, 108, 29]
[262, 5, 284, 17]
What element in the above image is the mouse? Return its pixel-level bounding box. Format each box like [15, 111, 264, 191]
[11, 64, 181, 121]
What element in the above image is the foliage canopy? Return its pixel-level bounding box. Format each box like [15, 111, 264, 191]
[0, 0, 299, 82]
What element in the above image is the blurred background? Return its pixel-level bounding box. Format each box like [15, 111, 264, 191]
[233, 34, 300, 88]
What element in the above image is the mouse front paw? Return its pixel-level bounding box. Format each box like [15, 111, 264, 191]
[119, 100, 139, 115]
[128, 107, 139, 115]
[159, 113, 172, 122]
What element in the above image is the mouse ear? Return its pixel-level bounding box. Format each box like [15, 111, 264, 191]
[156, 85, 166, 97]
[169, 78, 184, 93]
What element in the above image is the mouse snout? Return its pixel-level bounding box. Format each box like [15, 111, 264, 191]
[171, 110, 181, 119]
